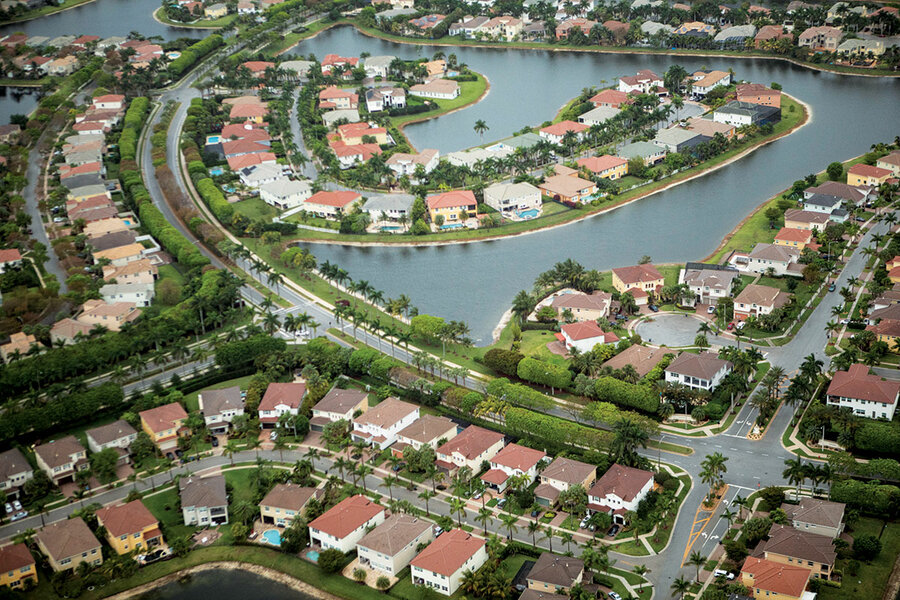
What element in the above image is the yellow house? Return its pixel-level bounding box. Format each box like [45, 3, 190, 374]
[204, 2, 228, 17]
[139, 402, 188, 451]
[35, 518, 102, 573]
[740, 557, 811, 600]
[774, 227, 814, 250]
[758, 525, 836, 580]
[0, 543, 36, 590]
[576, 155, 628, 180]
[259, 483, 318, 527]
[96, 500, 166, 555]
[337, 122, 389, 145]
[427, 190, 478, 225]
[847, 163, 893, 187]
[611, 264, 665, 294]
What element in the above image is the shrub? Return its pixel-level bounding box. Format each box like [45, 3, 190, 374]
[197, 178, 234, 222]
[592, 377, 659, 413]
[316, 548, 346, 573]
[483, 348, 524, 377]
[853, 534, 882, 561]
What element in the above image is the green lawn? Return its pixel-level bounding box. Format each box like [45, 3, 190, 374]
[183, 373, 256, 412]
[142, 487, 197, 540]
[519, 330, 567, 366]
[235, 197, 279, 222]
[819, 518, 900, 600]
[156, 263, 188, 307]
[153, 6, 238, 28]
[389, 73, 488, 130]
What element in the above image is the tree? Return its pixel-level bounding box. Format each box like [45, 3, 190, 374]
[610, 417, 650, 467]
[670, 576, 691, 599]
[89, 448, 120, 483]
[317, 548, 346, 573]
[827, 161, 844, 181]
[853, 534, 882, 561]
[353, 568, 368, 584]
[376, 576, 391, 592]
[700, 453, 728, 502]
[688, 550, 705, 581]
[473, 119, 489, 144]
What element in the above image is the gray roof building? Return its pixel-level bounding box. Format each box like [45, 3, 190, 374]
[361, 194, 416, 215]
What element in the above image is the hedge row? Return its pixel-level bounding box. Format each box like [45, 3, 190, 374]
[831, 479, 900, 516]
[854, 420, 900, 458]
[593, 376, 659, 414]
[517, 356, 572, 391]
[505, 406, 612, 452]
[0, 383, 123, 443]
[216, 335, 288, 369]
[138, 202, 210, 269]
[197, 177, 234, 222]
[119, 96, 150, 162]
[168, 34, 224, 77]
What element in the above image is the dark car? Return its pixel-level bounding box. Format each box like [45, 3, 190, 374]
[648, 305, 659, 312]
[828, 282, 836, 292]
[165, 452, 175, 460]
[392, 463, 404, 472]
[531, 509, 541, 517]
[210, 437, 219, 447]
[174, 449, 184, 459]
[607, 524, 620, 537]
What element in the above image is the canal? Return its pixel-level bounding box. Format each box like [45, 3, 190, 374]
[285, 26, 900, 344]
[136, 569, 319, 600]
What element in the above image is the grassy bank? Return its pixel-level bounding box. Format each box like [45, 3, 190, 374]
[0, 0, 95, 24]
[391, 72, 488, 130]
[153, 6, 238, 28]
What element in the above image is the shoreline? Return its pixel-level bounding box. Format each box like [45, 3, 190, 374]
[0, 0, 96, 25]
[104, 561, 342, 600]
[294, 93, 811, 248]
[151, 6, 230, 30]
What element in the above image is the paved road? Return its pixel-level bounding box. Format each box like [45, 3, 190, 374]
[21, 137, 68, 292]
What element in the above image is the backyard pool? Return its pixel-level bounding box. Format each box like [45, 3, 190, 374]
[517, 209, 540, 219]
[206, 135, 222, 145]
[380, 226, 402, 232]
[306, 550, 319, 562]
[209, 166, 224, 176]
[440, 223, 464, 230]
[261, 529, 282, 546]
[122, 219, 132, 226]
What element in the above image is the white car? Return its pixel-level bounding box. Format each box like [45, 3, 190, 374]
[609, 592, 622, 600]
[269, 431, 278, 441]
[3, 503, 11, 514]
[707, 305, 716, 314]
[12, 500, 22, 511]
[10, 511, 27, 522]
[714, 569, 735, 580]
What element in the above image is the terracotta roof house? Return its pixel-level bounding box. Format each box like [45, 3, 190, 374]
[780, 498, 845, 539]
[436, 425, 505, 473]
[783, 209, 831, 231]
[311, 387, 368, 431]
[611, 264, 664, 295]
[734, 284, 791, 321]
[481, 443, 548, 492]
[96, 500, 165, 556]
[394, 414, 457, 454]
[179, 475, 228, 526]
[775, 227, 816, 250]
[539, 120, 589, 145]
[351, 397, 419, 449]
[826, 363, 899, 420]
[0, 543, 36, 589]
[34, 436, 88, 485]
[308, 494, 385, 553]
[664, 351, 733, 391]
[755, 524, 836, 580]
[538, 174, 597, 206]
[555, 18, 599, 40]
[139, 402, 188, 451]
[736, 83, 782, 108]
[410, 529, 488, 596]
[589, 89, 629, 108]
[618, 70, 664, 95]
[601, 345, 674, 378]
[357, 513, 434, 576]
[588, 464, 654, 524]
[258, 382, 307, 427]
[536, 457, 596, 507]
[847, 163, 893, 187]
[559, 321, 619, 354]
[550, 291, 612, 322]
[260, 483, 318, 526]
[798, 25, 842, 50]
[740, 557, 811, 600]
[0, 448, 33, 500]
[527, 553, 585, 593]
[754, 25, 793, 48]
[876, 151, 900, 177]
[36, 519, 102, 572]
[427, 190, 478, 225]
[198, 386, 244, 434]
[49, 318, 94, 346]
[576, 155, 628, 180]
[303, 190, 362, 218]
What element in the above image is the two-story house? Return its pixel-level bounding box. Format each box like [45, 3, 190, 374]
[755, 524, 836, 580]
[483, 181, 542, 219]
[357, 513, 434, 577]
[308, 494, 385, 553]
[258, 382, 308, 429]
[734, 284, 791, 321]
[85, 420, 137, 466]
[611, 264, 664, 296]
[780, 498, 845, 539]
[0, 448, 33, 500]
[535, 457, 596, 507]
[526, 553, 585, 594]
[350, 397, 419, 449]
[559, 321, 620, 354]
[679, 267, 738, 306]
[260, 483, 318, 527]
[0, 543, 36, 590]
[198, 386, 245, 435]
[35, 518, 102, 572]
[179, 475, 229, 526]
[34, 436, 88, 486]
[426, 190, 478, 226]
[139, 403, 188, 452]
[310, 387, 368, 432]
[410, 529, 487, 596]
[436, 426, 505, 474]
[664, 352, 733, 391]
[549, 291, 612, 322]
[745, 243, 803, 277]
[825, 363, 899, 420]
[96, 500, 166, 556]
[587, 464, 654, 525]
[480, 443, 548, 493]
[394, 415, 457, 455]
[740, 557, 811, 600]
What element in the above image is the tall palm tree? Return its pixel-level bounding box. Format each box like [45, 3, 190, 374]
[449, 497, 467, 527]
[783, 458, 807, 499]
[543, 526, 555, 553]
[473, 119, 489, 144]
[632, 564, 649, 592]
[476, 507, 492, 534]
[418, 489, 436, 516]
[670, 576, 691, 599]
[527, 520, 542, 548]
[499, 513, 519, 541]
[688, 551, 705, 581]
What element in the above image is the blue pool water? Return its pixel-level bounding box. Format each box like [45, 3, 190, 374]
[209, 166, 224, 176]
[441, 224, 464, 230]
[206, 135, 222, 145]
[306, 550, 319, 562]
[223, 185, 236, 193]
[261, 529, 281, 546]
[517, 209, 540, 219]
[380, 226, 402, 232]
[122, 219, 132, 226]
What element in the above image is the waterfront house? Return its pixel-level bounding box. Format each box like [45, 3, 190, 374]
[410, 529, 487, 596]
[549, 291, 612, 322]
[713, 101, 781, 127]
[337, 122, 389, 146]
[690, 70, 731, 96]
[179, 475, 229, 526]
[617, 70, 663, 94]
[409, 80, 460, 100]
[365, 87, 406, 112]
[736, 83, 781, 107]
[260, 483, 317, 526]
[538, 174, 597, 206]
[302, 190, 362, 219]
[559, 321, 619, 354]
[754, 25, 793, 48]
[826, 363, 899, 420]
[483, 181, 541, 218]
[309, 494, 385, 553]
[427, 190, 478, 225]
[140, 403, 188, 452]
[616, 141, 666, 165]
[587, 464, 654, 525]
[357, 514, 434, 576]
[783, 209, 831, 231]
[804, 181, 874, 207]
[611, 264, 664, 295]
[555, 18, 599, 40]
[847, 164, 893, 187]
[360, 195, 415, 223]
[96, 500, 165, 556]
[876, 151, 900, 177]
[539, 120, 588, 145]
[589, 89, 629, 108]
[774, 227, 815, 250]
[35, 519, 101, 573]
[664, 351, 733, 391]
[259, 179, 312, 211]
[798, 25, 842, 50]
[34, 436, 87, 486]
[577, 105, 620, 127]
[653, 128, 710, 153]
[577, 155, 627, 180]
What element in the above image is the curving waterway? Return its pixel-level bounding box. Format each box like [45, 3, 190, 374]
[136, 569, 318, 600]
[286, 26, 900, 344]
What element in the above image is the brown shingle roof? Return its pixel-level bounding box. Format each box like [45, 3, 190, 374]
[34, 436, 85, 470]
[258, 382, 307, 412]
[550, 292, 611, 311]
[601, 345, 674, 377]
[827, 363, 900, 405]
[199, 386, 244, 418]
[397, 414, 456, 444]
[612, 264, 664, 286]
[139, 402, 188, 434]
[734, 284, 791, 310]
[527, 553, 584, 588]
[260, 483, 318, 512]
[784, 209, 831, 226]
[86, 419, 136, 447]
[437, 425, 504, 460]
[0, 543, 34, 573]
[312, 387, 368, 415]
[540, 457, 595, 486]
[759, 524, 836, 566]
[96, 500, 158, 537]
[352, 397, 417, 429]
[665, 352, 732, 380]
[309, 494, 383, 539]
[357, 513, 432, 556]
[588, 463, 653, 502]
[36, 518, 100, 561]
[179, 475, 227, 509]
[0, 448, 31, 482]
[780, 498, 845, 529]
[410, 528, 484, 576]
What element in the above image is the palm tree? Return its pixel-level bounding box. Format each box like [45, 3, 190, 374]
[733, 495, 749, 521]
[670, 576, 691, 599]
[449, 497, 467, 527]
[632, 564, 649, 592]
[473, 119, 489, 144]
[476, 507, 492, 534]
[527, 520, 542, 548]
[419, 489, 436, 515]
[500, 513, 519, 541]
[383, 475, 398, 502]
[223, 440, 240, 466]
[559, 531, 575, 554]
[688, 550, 705, 581]
[783, 458, 807, 499]
[356, 464, 373, 492]
[543, 525, 555, 553]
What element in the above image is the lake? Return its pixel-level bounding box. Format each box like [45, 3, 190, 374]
[136, 568, 319, 600]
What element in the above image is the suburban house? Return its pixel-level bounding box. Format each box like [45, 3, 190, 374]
[576, 155, 628, 179]
[805, 181, 873, 207]
[480, 443, 548, 493]
[734, 284, 791, 321]
[0, 332, 37, 363]
[436, 425, 505, 473]
[303, 190, 362, 219]
[784, 209, 831, 231]
[0, 249, 22, 273]
[427, 190, 478, 225]
[602, 345, 674, 378]
[539, 120, 588, 145]
[780, 498, 845, 539]
[308, 494, 385, 553]
[664, 352, 733, 391]
[449, 15, 489, 37]
[259, 179, 312, 210]
[361, 196, 415, 223]
[34, 436, 88, 485]
[410, 529, 487, 596]
[356, 514, 434, 577]
[825, 363, 899, 420]
[483, 181, 542, 218]
[538, 174, 597, 206]
[526, 554, 585, 594]
[755, 524, 836, 580]
[258, 382, 308, 428]
[653, 128, 710, 153]
[876, 151, 900, 177]
[847, 164, 893, 187]
[179, 475, 229, 526]
[587, 464, 654, 525]
[409, 79, 460, 100]
[679, 267, 738, 305]
[556, 18, 599, 40]
[713, 101, 781, 127]
[690, 70, 731, 96]
[535, 457, 596, 507]
[617, 70, 663, 94]
[330, 141, 383, 169]
[673, 21, 716, 37]
[139, 403, 188, 451]
[774, 227, 815, 250]
[481, 16, 523, 41]
[76, 299, 140, 332]
[318, 86, 359, 110]
[386, 149, 440, 177]
[736, 83, 782, 107]
[198, 386, 245, 435]
[394, 414, 458, 453]
[96, 500, 165, 556]
[550, 291, 612, 322]
[350, 397, 419, 449]
[310, 387, 368, 431]
[740, 557, 811, 600]
[0, 543, 36, 589]
[798, 25, 842, 50]
[337, 122, 389, 145]
[362, 55, 395, 78]
[85, 419, 137, 462]
[744, 243, 802, 277]
[0, 448, 33, 500]
[35, 519, 102, 573]
[612, 264, 664, 295]
[754, 24, 793, 48]
[559, 321, 619, 354]
[590, 89, 629, 108]
[684, 117, 736, 139]
[260, 483, 318, 526]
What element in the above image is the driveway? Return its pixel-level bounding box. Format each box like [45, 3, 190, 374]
[635, 313, 707, 347]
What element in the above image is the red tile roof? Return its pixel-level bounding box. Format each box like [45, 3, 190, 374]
[741, 557, 811, 597]
[480, 468, 509, 485]
[561, 321, 606, 341]
[540, 120, 589, 137]
[0, 248, 22, 263]
[410, 528, 485, 576]
[139, 402, 187, 434]
[259, 382, 307, 412]
[589, 89, 629, 107]
[827, 363, 900, 405]
[849, 164, 892, 178]
[242, 61, 275, 73]
[775, 227, 813, 243]
[96, 500, 158, 538]
[427, 190, 477, 211]
[577, 155, 627, 174]
[227, 152, 277, 170]
[308, 494, 383, 539]
[490, 443, 547, 471]
[305, 190, 362, 208]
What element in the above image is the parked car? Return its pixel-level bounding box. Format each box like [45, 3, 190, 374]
[11, 512, 27, 522]
[828, 282, 836, 292]
[727, 322, 734, 330]
[609, 592, 622, 600]
[4, 503, 12, 514]
[607, 524, 620, 537]
[433, 526, 443, 536]
[269, 431, 278, 441]
[648, 305, 659, 312]
[473, 492, 483, 501]
[707, 305, 716, 314]
[174, 449, 184, 459]
[210, 437, 219, 448]
[714, 569, 735, 580]
[497, 498, 506, 508]
[530, 509, 540, 517]
[12, 500, 22, 511]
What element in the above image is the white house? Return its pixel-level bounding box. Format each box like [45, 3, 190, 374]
[435, 425, 505, 473]
[91, 94, 125, 111]
[386, 149, 440, 177]
[0, 448, 34, 499]
[351, 397, 419, 449]
[734, 284, 791, 321]
[239, 163, 283, 188]
[578, 105, 620, 127]
[258, 382, 307, 428]
[302, 190, 362, 219]
[559, 321, 619, 354]
[679, 267, 739, 305]
[310, 387, 368, 431]
[664, 352, 733, 391]
[259, 179, 312, 210]
[308, 494, 385, 553]
[365, 87, 406, 112]
[100, 282, 155, 307]
[360, 195, 415, 223]
[85, 420, 137, 457]
[617, 70, 663, 94]
[356, 514, 433, 576]
[690, 70, 731, 96]
[802, 193, 844, 215]
[587, 464, 654, 525]
[410, 529, 488, 596]
[826, 363, 899, 420]
[179, 475, 229, 526]
[745, 243, 802, 277]
[198, 386, 245, 434]
[409, 79, 460, 100]
[363, 55, 396, 78]
[483, 181, 541, 218]
[480, 443, 548, 493]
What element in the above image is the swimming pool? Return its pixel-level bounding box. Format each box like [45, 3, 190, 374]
[380, 226, 402, 232]
[206, 135, 222, 145]
[209, 166, 224, 176]
[223, 185, 236, 193]
[517, 209, 540, 219]
[261, 529, 282, 546]
[306, 550, 319, 562]
[122, 219, 132, 226]
[441, 223, 464, 230]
